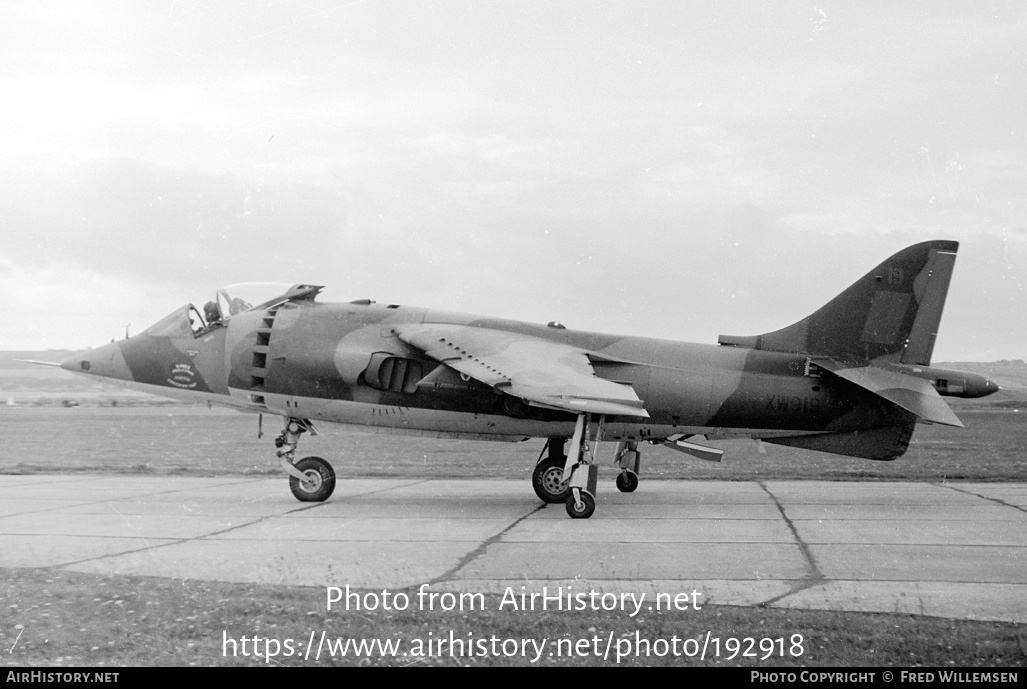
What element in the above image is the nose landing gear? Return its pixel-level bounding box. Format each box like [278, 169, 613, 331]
[275, 417, 336, 502]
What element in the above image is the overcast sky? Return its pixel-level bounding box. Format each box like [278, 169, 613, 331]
[1, 1, 1023, 361]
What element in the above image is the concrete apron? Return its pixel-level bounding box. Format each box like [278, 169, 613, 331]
[0, 475, 1023, 623]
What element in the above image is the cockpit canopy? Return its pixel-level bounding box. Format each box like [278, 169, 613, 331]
[139, 283, 323, 339]
[216, 282, 297, 321]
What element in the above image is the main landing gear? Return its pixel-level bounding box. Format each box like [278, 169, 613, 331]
[531, 416, 644, 519]
[275, 417, 336, 502]
[531, 439, 571, 504]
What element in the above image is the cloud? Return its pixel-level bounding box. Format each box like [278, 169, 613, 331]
[0, 4, 1023, 358]
[0, 158, 349, 287]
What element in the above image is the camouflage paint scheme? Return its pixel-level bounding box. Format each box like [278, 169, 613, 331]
[61, 241, 998, 515]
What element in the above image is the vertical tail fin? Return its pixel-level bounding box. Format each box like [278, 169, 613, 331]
[718, 240, 958, 364]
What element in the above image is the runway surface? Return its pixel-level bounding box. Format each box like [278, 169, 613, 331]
[1, 475, 1024, 623]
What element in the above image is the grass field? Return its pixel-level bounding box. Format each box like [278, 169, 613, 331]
[1, 406, 1024, 482]
[2, 568, 1024, 667]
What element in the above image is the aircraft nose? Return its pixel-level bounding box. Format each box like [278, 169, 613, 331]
[984, 379, 1000, 396]
[61, 341, 133, 383]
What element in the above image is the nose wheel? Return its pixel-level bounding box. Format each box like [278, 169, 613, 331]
[288, 456, 336, 502]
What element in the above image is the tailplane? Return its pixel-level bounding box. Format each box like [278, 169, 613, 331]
[719, 240, 958, 364]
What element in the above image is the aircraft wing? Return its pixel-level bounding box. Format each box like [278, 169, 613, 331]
[812, 358, 963, 427]
[395, 324, 649, 417]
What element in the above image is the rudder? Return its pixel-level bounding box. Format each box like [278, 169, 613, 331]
[719, 240, 958, 364]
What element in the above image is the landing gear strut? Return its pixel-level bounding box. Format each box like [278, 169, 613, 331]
[275, 417, 336, 502]
[562, 415, 599, 519]
[614, 440, 640, 493]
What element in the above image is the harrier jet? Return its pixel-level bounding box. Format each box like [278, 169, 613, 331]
[58, 240, 997, 518]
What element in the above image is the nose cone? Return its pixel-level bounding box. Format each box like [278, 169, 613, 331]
[61, 341, 133, 383]
[983, 378, 1000, 397]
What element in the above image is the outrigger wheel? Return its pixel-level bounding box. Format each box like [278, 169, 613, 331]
[615, 471, 639, 493]
[288, 456, 336, 502]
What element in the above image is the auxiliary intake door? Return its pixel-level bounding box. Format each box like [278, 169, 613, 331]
[225, 306, 280, 410]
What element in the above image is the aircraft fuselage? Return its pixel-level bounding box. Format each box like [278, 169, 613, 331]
[62, 297, 964, 459]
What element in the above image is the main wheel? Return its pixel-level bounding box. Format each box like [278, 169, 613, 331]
[532, 457, 570, 504]
[565, 492, 595, 519]
[615, 471, 638, 493]
[289, 456, 336, 502]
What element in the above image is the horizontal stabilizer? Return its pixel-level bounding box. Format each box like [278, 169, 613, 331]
[813, 358, 963, 427]
[663, 435, 724, 462]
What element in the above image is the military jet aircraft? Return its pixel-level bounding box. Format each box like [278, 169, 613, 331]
[57, 240, 998, 518]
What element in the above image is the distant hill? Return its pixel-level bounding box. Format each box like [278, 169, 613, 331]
[0, 349, 176, 405]
[0, 350, 82, 370]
